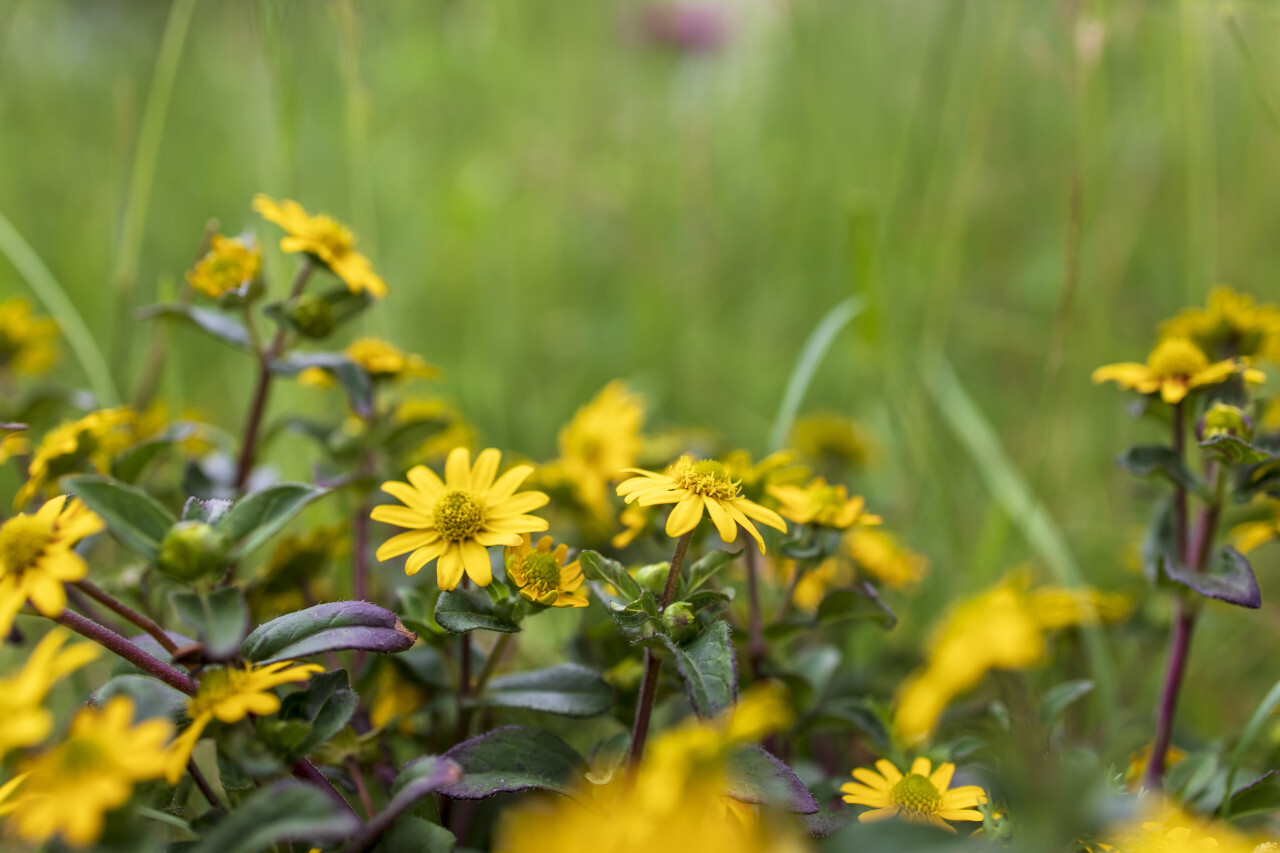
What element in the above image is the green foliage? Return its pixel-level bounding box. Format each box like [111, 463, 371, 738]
[186, 782, 360, 853]
[662, 620, 738, 718]
[170, 587, 249, 660]
[64, 474, 176, 561]
[434, 586, 522, 634]
[241, 601, 417, 662]
[438, 727, 586, 800]
[478, 663, 614, 718]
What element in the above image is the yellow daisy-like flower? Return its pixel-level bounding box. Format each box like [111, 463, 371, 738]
[369, 664, 429, 733]
[1092, 337, 1264, 405]
[164, 661, 323, 784]
[0, 298, 58, 377]
[844, 528, 929, 589]
[15, 406, 136, 508]
[1094, 801, 1260, 852]
[0, 496, 104, 636]
[372, 447, 550, 590]
[767, 477, 882, 530]
[616, 456, 787, 553]
[1233, 498, 1280, 555]
[840, 756, 987, 832]
[780, 556, 847, 613]
[550, 380, 646, 519]
[345, 338, 439, 381]
[1161, 286, 1280, 362]
[0, 630, 100, 761]
[185, 234, 261, 299]
[506, 535, 589, 608]
[611, 502, 651, 549]
[0, 697, 171, 848]
[720, 449, 807, 501]
[253, 194, 387, 298]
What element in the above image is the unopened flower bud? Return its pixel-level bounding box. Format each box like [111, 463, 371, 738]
[158, 521, 229, 582]
[633, 562, 671, 596]
[289, 293, 335, 339]
[662, 601, 697, 643]
[1200, 402, 1253, 441]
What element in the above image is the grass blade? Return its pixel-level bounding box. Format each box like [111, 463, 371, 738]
[1221, 677, 1280, 820]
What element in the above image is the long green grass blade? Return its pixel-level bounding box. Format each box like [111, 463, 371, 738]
[0, 209, 119, 406]
[1221, 677, 1280, 820]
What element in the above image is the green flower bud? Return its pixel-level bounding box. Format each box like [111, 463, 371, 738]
[633, 562, 671, 596]
[1201, 402, 1253, 441]
[289, 293, 336, 339]
[158, 521, 230, 583]
[662, 601, 697, 643]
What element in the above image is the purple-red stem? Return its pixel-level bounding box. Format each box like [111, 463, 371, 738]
[744, 546, 767, 679]
[75, 579, 178, 655]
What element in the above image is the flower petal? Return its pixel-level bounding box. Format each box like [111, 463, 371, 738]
[445, 447, 471, 489]
[460, 539, 492, 587]
[470, 449, 501, 494]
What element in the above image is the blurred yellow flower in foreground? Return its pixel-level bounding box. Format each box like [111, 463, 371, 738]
[0, 298, 58, 377]
[894, 569, 1129, 744]
[165, 661, 323, 784]
[506, 534, 589, 608]
[0, 496, 104, 636]
[1092, 800, 1261, 852]
[15, 406, 136, 508]
[1092, 337, 1263, 405]
[369, 664, 429, 732]
[840, 756, 987, 832]
[0, 697, 171, 848]
[845, 528, 928, 589]
[0, 431, 29, 466]
[373, 447, 549, 589]
[186, 234, 261, 299]
[494, 685, 807, 853]
[1161, 285, 1280, 362]
[0, 630, 99, 761]
[768, 477, 881, 530]
[253, 194, 387, 297]
[617, 456, 787, 552]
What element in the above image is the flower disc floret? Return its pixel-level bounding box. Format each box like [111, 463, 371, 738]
[434, 491, 486, 542]
[891, 773, 942, 815]
[506, 535, 589, 608]
[672, 458, 741, 500]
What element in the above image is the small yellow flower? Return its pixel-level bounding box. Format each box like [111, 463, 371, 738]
[1124, 743, 1187, 791]
[165, 661, 323, 784]
[506, 535, 589, 608]
[15, 406, 136, 508]
[616, 456, 787, 552]
[720, 449, 807, 501]
[1233, 498, 1280, 555]
[0, 630, 100, 761]
[611, 502, 651, 549]
[780, 556, 847, 613]
[0, 431, 29, 466]
[844, 528, 928, 589]
[840, 756, 988, 832]
[253, 194, 387, 297]
[369, 664, 429, 732]
[185, 234, 261, 299]
[767, 477, 882, 530]
[0, 497, 104, 636]
[1092, 337, 1264, 405]
[1161, 286, 1280, 362]
[1096, 800, 1259, 852]
[0, 697, 172, 848]
[373, 447, 550, 590]
[344, 338, 439, 381]
[550, 380, 646, 520]
[0, 298, 58, 377]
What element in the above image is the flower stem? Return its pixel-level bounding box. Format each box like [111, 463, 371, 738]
[628, 530, 694, 770]
[53, 608, 198, 695]
[452, 632, 473, 744]
[75, 579, 178, 655]
[289, 758, 364, 823]
[188, 758, 226, 812]
[473, 633, 513, 696]
[744, 546, 767, 679]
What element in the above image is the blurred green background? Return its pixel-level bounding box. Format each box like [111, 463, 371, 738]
[3, 0, 1280, 743]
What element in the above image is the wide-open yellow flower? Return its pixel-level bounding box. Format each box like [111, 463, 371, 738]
[845, 528, 928, 589]
[0, 298, 58, 377]
[0, 496, 103, 635]
[186, 234, 261, 299]
[0, 630, 99, 761]
[373, 447, 550, 589]
[254, 194, 387, 297]
[547, 380, 646, 520]
[15, 406, 136, 508]
[617, 456, 787, 552]
[1161, 286, 1280, 362]
[1092, 337, 1264, 404]
[506, 535, 588, 608]
[840, 756, 987, 832]
[768, 477, 881, 530]
[164, 661, 323, 784]
[0, 697, 171, 848]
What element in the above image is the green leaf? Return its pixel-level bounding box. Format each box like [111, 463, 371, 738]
[1222, 771, 1280, 819]
[1040, 680, 1094, 727]
[181, 496, 233, 525]
[435, 586, 521, 634]
[64, 474, 176, 561]
[579, 550, 642, 601]
[479, 663, 614, 718]
[1200, 434, 1272, 467]
[138, 302, 252, 352]
[438, 726, 586, 799]
[724, 744, 819, 814]
[342, 756, 463, 853]
[399, 586, 445, 637]
[816, 586, 897, 630]
[219, 483, 329, 559]
[241, 601, 417, 663]
[1222, 676, 1280, 819]
[1160, 548, 1261, 609]
[271, 352, 374, 419]
[186, 781, 360, 853]
[1117, 445, 1207, 496]
[112, 422, 196, 483]
[277, 669, 358, 759]
[680, 548, 741, 597]
[372, 816, 456, 853]
[90, 675, 187, 720]
[661, 620, 737, 718]
[170, 587, 249, 660]
[607, 590, 659, 628]
[686, 588, 733, 614]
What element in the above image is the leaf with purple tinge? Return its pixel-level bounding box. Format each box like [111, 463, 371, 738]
[241, 600, 416, 663]
[724, 744, 819, 814]
[437, 726, 585, 800]
[1161, 548, 1261, 609]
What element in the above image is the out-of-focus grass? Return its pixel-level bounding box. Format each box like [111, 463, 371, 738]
[3, 0, 1280, 740]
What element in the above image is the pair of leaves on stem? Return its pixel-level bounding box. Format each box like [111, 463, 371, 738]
[1140, 497, 1262, 609]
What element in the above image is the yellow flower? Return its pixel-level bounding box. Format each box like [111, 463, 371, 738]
[1233, 498, 1280, 555]
[345, 338, 439, 381]
[0, 497, 104, 636]
[298, 365, 335, 388]
[0, 298, 58, 377]
[164, 661, 323, 784]
[845, 528, 929, 589]
[15, 406, 136, 508]
[788, 412, 876, 470]
[1092, 337, 1264, 405]
[1161, 286, 1280, 362]
[0, 630, 100, 761]
[506, 535, 589, 608]
[0, 697, 171, 848]
[1095, 800, 1259, 852]
[372, 447, 550, 590]
[840, 756, 988, 832]
[1124, 743, 1187, 791]
[617, 456, 787, 552]
[0, 431, 29, 466]
[185, 234, 261, 299]
[393, 397, 476, 461]
[253, 194, 387, 297]
[369, 664, 429, 732]
[720, 449, 808, 501]
[767, 477, 882, 530]
[781, 556, 847, 613]
[551, 380, 646, 520]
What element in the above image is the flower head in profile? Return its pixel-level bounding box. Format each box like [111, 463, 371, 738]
[841, 756, 987, 832]
[546, 380, 646, 520]
[617, 456, 787, 552]
[1092, 337, 1264, 404]
[0, 497, 104, 636]
[0, 298, 58, 377]
[0, 630, 100, 761]
[506, 535, 588, 608]
[15, 406, 136, 508]
[373, 447, 550, 590]
[346, 338, 439, 381]
[844, 528, 929, 589]
[767, 477, 881, 530]
[186, 234, 261, 299]
[0, 697, 171, 848]
[1161, 286, 1280, 362]
[253, 194, 387, 297]
[165, 661, 323, 783]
